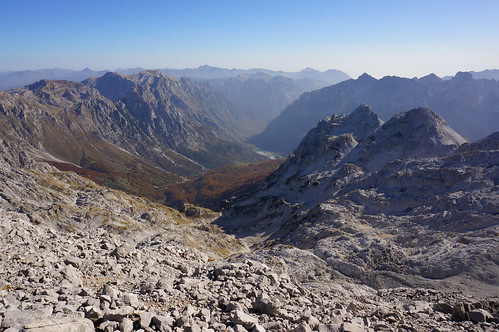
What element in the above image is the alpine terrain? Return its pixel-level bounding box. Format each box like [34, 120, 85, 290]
[0, 78, 497, 331]
[251, 72, 499, 154]
[0, 70, 265, 201]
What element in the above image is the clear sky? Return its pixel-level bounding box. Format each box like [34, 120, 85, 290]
[1, 0, 498, 78]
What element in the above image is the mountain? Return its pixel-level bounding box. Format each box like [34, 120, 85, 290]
[207, 73, 327, 123]
[218, 106, 498, 295]
[161, 65, 351, 85]
[0, 65, 350, 91]
[0, 70, 265, 201]
[0, 68, 109, 90]
[443, 69, 499, 81]
[470, 69, 499, 80]
[250, 72, 499, 154]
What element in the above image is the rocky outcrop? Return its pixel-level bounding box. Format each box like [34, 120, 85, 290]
[340, 107, 466, 171]
[1, 204, 498, 332]
[267, 104, 382, 186]
[219, 106, 499, 296]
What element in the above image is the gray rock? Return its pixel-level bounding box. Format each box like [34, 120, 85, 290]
[120, 293, 140, 309]
[252, 295, 280, 316]
[1, 309, 51, 330]
[101, 284, 119, 302]
[111, 244, 134, 259]
[152, 314, 174, 332]
[232, 310, 258, 329]
[252, 324, 266, 332]
[120, 317, 134, 332]
[468, 309, 492, 323]
[184, 323, 201, 332]
[291, 323, 312, 332]
[63, 256, 81, 268]
[140, 312, 154, 329]
[21, 316, 94, 332]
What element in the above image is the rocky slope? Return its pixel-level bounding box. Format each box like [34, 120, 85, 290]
[1, 136, 498, 331]
[218, 106, 498, 298]
[0, 71, 266, 201]
[251, 72, 499, 154]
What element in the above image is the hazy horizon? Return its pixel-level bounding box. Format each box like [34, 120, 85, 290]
[1, 64, 497, 81]
[2, 0, 498, 79]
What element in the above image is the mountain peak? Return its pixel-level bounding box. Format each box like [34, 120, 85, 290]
[82, 71, 135, 101]
[139, 69, 164, 76]
[300, 67, 318, 73]
[198, 65, 217, 70]
[357, 73, 376, 81]
[27, 79, 50, 90]
[452, 71, 473, 81]
[351, 103, 374, 116]
[26, 78, 81, 91]
[101, 71, 125, 78]
[344, 107, 467, 170]
[272, 105, 383, 180]
[419, 73, 442, 82]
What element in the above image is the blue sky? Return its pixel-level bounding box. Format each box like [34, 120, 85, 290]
[1, 0, 498, 78]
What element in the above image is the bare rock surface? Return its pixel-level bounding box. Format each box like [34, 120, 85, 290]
[218, 106, 499, 297]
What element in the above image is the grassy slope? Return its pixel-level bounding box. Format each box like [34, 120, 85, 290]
[164, 159, 284, 211]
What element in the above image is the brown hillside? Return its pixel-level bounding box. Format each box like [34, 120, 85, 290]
[164, 159, 284, 211]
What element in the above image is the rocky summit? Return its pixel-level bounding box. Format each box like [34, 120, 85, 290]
[1, 104, 498, 332]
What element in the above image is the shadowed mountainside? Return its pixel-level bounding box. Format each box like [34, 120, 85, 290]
[207, 73, 328, 124]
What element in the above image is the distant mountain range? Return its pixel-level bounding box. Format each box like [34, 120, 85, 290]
[250, 72, 499, 154]
[160, 65, 351, 85]
[0, 70, 265, 201]
[0, 65, 351, 91]
[0, 66, 351, 129]
[443, 69, 499, 80]
[0, 68, 110, 90]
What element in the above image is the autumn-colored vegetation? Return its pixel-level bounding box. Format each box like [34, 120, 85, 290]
[49, 159, 180, 204]
[50, 158, 283, 212]
[164, 159, 284, 211]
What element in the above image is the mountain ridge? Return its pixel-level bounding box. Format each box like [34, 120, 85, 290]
[250, 72, 499, 154]
[217, 105, 498, 294]
[0, 70, 266, 202]
[0, 65, 351, 91]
